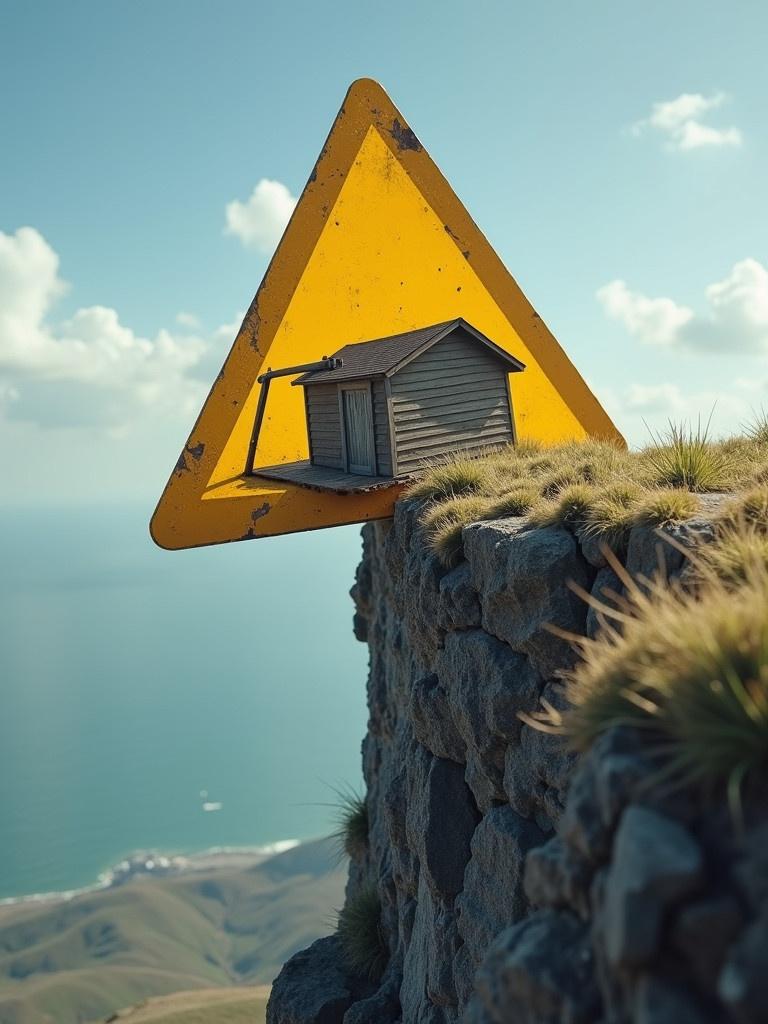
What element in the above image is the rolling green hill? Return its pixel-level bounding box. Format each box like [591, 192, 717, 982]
[0, 839, 344, 1024]
[94, 986, 270, 1024]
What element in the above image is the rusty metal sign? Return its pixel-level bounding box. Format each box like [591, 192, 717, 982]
[150, 78, 622, 550]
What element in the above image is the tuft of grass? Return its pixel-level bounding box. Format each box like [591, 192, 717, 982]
[723, 485, 768, 528]
[698, 523, 768, 588]
[514, 438, 545, 457]
[633, 488, 700, 528]
[420, 495, 491, 568]
[485, 485, 539, 519]
[744, 409, 768, 445]
[528, 483, 596, 530]
[558, 554, 768, 819]
[420, 494, 489, 532]
[644, 418, 730, 492]
[408, 431, 768, 568]
[431, 519, 466, 568]
[581, 485, 641, 545]
[330, 787, 369, 861]
[337, 886, 388, 981]
[539, 468, 581, 499]
[405, 457, 492, 501]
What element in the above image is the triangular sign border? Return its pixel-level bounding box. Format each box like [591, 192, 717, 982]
[151, 78, 622, 550]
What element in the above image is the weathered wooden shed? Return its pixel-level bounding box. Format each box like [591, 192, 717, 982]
[292, 318, 525, 481]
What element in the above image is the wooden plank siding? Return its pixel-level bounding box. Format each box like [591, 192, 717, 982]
[306, 383, 343, 469]
[372, 379, 393, 476]
[390, 329, 514, 473]
[306, 380, 393, 473]
[304, 326, 515, 477]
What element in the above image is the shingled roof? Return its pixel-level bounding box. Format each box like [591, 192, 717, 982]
[293, 318, 525, 386]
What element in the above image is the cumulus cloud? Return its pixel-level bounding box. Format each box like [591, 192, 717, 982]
[224, 178, 297, 253]
[595, 378, 764, 447]
[631, 92, 742, 151]
[175, 311, 201, 329]
[596, 280, 693, 346]
[0, 227, 229, 429]
[597, 259, 768, 353]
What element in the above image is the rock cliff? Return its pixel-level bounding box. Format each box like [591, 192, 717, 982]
[268, 497, 768, 1024]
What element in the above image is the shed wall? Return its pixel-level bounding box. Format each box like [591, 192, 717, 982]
[307, 380, 393, 474]
[372, 379, 393, 476]
[306, 384, 343, 469]
[389, 329, 514, 473]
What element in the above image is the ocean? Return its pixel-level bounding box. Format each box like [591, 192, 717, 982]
[0, 505, 369, 900]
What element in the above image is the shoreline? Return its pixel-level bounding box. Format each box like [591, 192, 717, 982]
[0, 839, 301, 910]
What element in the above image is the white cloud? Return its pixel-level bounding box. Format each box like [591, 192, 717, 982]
[224, 178, 297, 253]
[624, 382, 692, 414]
[596, 280, 693, 346]
[0, 226, 231, 429]
[595, 378, 762, 448]
[176, 311, 201, 329]
[597, 259, 768, 353]
[632, 92, 742, 151]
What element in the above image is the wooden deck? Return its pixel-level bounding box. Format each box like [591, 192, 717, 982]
[252, 460, 402, 494]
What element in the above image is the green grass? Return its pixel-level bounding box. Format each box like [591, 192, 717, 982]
[485, 484, 539, 519]
[0, 840, 345, 1024]
[95, 987, 270, 1024]
[632, 488, 700, 528]
[406, 424, 768, 566]
[421, 495, 492, 568]
[697, 523, 768, 587]
[745, 408, 768, 445]
[336, 887, 388, 982]
[644, 417, 730, 492]
[580, 484, 641, 547]
[554, 552, 768, 819]
[405, 457, 491, 500]
[404, 427, 768, 818]
[723, 485, 768, 527]
[528, 483, 595, 530]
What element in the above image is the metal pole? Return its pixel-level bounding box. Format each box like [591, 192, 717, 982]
[244, 357, 343, 476]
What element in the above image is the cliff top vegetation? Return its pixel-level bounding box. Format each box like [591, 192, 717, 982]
[406, 417, 768, 569]
[404, 417, 768, 813]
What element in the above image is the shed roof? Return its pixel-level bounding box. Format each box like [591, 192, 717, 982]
[293, 318, 525, 386]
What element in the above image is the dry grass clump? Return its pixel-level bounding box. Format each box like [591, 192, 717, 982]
[421, 495, 491, 568]
[485, 485, 539, 519]
[697, 524, 768, 587]
[553, 553, 768, 817]
[722, 485, 768, 527]
[581, 484, 642, 543]
[405, 456, 494, 500]
[405, 423, 768, 566]
[633, 488, 700, 528]
[744, 409, 768, 445]
[330, 787, 369, 861]
[529, 483, 644, 551]
[406, 427, 768, 811]
[528, 483, 595, 530]
[420, 494, 490, 532]
[337, 886, 388, 981]
[643, 418, 730, 492]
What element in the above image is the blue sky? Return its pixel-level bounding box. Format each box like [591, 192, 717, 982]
[2, 0, 767, 506]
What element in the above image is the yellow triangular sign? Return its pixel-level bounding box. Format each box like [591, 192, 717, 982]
[151, 78, 622, 550]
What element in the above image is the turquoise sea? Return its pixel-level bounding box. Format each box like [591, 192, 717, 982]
[0, 506, 368, 900]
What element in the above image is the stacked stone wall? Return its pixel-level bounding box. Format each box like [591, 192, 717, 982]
[269, 497, 768, 1024]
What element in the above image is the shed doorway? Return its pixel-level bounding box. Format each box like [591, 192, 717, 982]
[341, 385, 376, 475]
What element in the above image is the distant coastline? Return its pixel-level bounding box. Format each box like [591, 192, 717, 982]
[0, 839, 300, 910]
